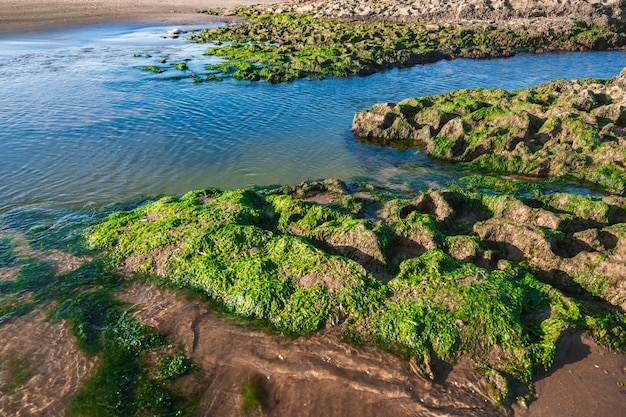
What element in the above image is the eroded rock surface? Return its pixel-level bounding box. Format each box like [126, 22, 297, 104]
[353, 69, 626, 194]
[88, 177, 626, 405]
[269, 0, 625, 27]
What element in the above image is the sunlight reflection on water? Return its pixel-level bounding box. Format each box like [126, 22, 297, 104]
[0, 24, 625, 212]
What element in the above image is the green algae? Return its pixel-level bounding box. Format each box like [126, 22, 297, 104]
[240, 374, 268, 413]
[172, 61, 189, 71]
[168, 11, 626, 83]
[372, 249, 569, 391]
[86, 178, 626, 404]
[2, 176, 623, 407]
[142, 65, 166, 74]
[88, 188, 383, 335]
[128, 10, 625, 84]
[353, 72, 626, 195]
[0, 237, 16, 267]
[457, 175, 545, 198]
[0, 357, 34, 391]
[0, 256, 196, 415]
[0, 204, 198, 415]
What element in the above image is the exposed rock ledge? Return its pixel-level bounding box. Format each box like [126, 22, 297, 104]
[353, 68, 626, 195]
[88, 176, 626, 404]
[266, 0, 625, 29]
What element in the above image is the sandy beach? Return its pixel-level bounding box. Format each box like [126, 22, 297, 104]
[0, 0, 283, 34]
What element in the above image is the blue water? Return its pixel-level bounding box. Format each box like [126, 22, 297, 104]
[1, 23, 625, 213]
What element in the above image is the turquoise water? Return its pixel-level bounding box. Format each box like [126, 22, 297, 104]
[1, 23, 625, 214]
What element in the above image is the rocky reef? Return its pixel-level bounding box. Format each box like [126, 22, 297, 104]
[156, 0, 625, 83]
[87, 177, 626, 405]
[269, 0, 624, 27]
[353, 69, 626, 194]
[179, 10, 626, 83]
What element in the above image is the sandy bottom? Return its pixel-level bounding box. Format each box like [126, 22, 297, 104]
[0, 279, 624, 416]
[0, 0, 283, 34]
[0, 312, 96, 417]
[119, 282, 504, 417]
[513, 332, 626, 417]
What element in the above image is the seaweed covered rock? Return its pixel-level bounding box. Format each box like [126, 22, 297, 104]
[87, 177, 626, 404]
[353, 69, 626, 194]
[270, 0, 624, 26]
[170, 10, 626, 83]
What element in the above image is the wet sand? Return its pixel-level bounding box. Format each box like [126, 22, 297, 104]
[0, 0, 286, 34]
[119, 283, 505, 417]
[120, 283, 626, 417]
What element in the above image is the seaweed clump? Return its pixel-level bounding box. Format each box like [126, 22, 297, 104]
[353, 69, 626, 195]
[171, 11, 626, 83]
[87, 177, 626, 404]
[0, 208, 199, 416]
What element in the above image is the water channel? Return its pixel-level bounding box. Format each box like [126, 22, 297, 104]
[1, 23, 625, 216]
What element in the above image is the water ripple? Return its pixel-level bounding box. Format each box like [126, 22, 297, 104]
[1, 24, 625, 212]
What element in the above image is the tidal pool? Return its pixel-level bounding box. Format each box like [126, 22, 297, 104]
[0, 23, 625, 214]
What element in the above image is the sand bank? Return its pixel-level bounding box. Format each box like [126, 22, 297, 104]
[0, 0, 286, 34]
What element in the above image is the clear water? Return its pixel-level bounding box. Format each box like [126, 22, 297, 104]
[1, 23, 625, 214]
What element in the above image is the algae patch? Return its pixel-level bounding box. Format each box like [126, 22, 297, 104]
[86, 178, 626, 404]
[167, 10, 626, 83]
[0, 206, 199, 416]
[353, 70, 626, 195]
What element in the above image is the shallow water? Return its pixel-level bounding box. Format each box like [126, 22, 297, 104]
[1, 23, 625, 214]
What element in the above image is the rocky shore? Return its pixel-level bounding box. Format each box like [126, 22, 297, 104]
[86, 177, 626, 410]
[267, 0, 624, 27]
[171, 1, 626, 83]
[1, 1, 625, 416]
[353, 69, 626, 195]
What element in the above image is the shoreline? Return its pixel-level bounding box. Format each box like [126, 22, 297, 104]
[1, 0, 623, 35]
[0, 0, 285, 34]
[1, 1, 625, 416]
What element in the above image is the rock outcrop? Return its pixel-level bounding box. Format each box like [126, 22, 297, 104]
[353, 69, 626, 194]
[87, 177, 626, 404]
[268, 0, 625, 28]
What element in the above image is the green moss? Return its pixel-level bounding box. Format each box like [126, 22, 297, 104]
[84, 180, 626, 405]
[466, 153, 540, 175]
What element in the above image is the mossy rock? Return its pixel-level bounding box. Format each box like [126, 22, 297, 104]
[86, 177, 626, 404]
[353, 70, 626, 195]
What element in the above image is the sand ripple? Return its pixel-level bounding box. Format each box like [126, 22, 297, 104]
[0, 312, 95, 416]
